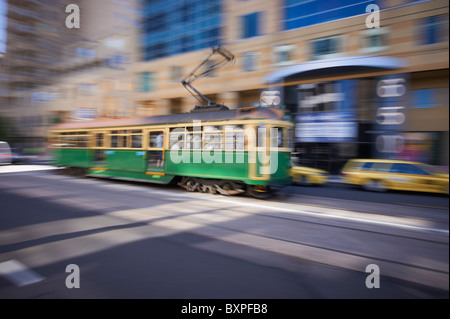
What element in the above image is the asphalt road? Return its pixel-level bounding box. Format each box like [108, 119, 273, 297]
[0, 166, 448, 302]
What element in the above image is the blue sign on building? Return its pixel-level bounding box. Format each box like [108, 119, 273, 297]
[283, 0, 378, 31]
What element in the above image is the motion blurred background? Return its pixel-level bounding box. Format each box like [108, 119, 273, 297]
[0, 0, 448, 174]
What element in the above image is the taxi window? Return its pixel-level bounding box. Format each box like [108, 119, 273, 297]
[344, 161, 364, 171]
[371, 162, 391, 172]
[390, 164, 429, 175]
[361, 162, 373, 170]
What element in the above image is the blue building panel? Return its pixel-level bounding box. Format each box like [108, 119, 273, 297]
[141, 0, 222, 61]
[283, 0, 431, 31]
[284, 0, 377, 30]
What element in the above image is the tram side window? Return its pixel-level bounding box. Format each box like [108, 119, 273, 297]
[60, 135, 72, 147]
[96, 133, 104, 147]
[224, 125, 244, 150]
[183, 127, 202, 150]
[120, 134, 128, 148]
[111, 135, 118, 148]
[170, 129, 185, 149]
[149, 131, 164, 148]
[204, 126, 222, 150]
[271, 127, 285, 148]
[131, 135, 142, 148]
[192, 132, 202, 149]
[110, 130, 129, 148]
[49, 135, 59, 147]
[78, 136, 88, 148]
[130, 130, 142, 148]
[288, 128, 294, 148]
[59, 131, 88, 148]
[257, 125, 265, 148]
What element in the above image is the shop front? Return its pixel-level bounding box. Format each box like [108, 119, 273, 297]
[262, 56, 411, 174]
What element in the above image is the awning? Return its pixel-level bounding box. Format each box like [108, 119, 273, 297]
[263, 56, 408, 84]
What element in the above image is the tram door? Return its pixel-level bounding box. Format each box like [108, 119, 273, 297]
[147, 130, 165, 173]
[93, 132, 106, 166]
[247, 124, 266, 181]
[248, 124, 278, 181]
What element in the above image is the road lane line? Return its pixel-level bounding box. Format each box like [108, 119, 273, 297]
[398, 203, 448, 210]
[5, 173, 449, 235]
[0, 259, 44, 287]
[137, 188, 450, 235]
[0, 165, 60, 174]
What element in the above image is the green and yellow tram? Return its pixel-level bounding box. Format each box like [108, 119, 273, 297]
[49, 106, 294, 198]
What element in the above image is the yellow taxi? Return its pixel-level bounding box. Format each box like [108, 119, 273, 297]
[341, 159, 449, 194]
[290, 165, 329, 185]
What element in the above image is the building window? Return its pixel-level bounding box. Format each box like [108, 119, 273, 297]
[241, 12, 260, 39]
[311, 36, 343, 60]
[140, 72, 155, 92]
[273, 45, 295, 66]
[242, 52, 259, 72]
[75, 48, 95, 58]
[418, 16, 443, 45]
[180, 3, 193, 24]
[78, 84, 97, 96]
[130, 130, 143, 148]
[360, 27, 389, 54]
[141, 0, 222, 60]
[411, 89, 438, 108]
[144, 13, 167, 34]
[205, 27, 221, 48]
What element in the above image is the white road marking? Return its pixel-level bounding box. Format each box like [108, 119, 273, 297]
[37, 174, 68, 180]
[137, 188, 450, 235]
[211, 198, 450, 234]
[0, 165, 60, 174]
[0, 259, 44, 287]
[5, 171, 449, 235]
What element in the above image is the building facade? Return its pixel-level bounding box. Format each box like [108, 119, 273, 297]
[7, 0, 447, 170]
[132, 0, 449, 171]
[0, 0, 79, 151]
[49, 0, 140, 121]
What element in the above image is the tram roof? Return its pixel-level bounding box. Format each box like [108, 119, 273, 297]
[52, 107, 287, 130]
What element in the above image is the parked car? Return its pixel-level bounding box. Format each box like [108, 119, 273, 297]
[290, 165, 329, 185]
[0, 141, 12, 165]
[341, 159, 448, 194]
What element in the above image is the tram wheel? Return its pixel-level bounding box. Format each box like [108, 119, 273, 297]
[186, 179, 197, 192]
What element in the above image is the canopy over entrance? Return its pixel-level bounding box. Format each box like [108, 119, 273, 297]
[263, 56, 408, 84]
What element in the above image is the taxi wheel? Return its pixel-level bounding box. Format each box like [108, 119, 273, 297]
[297, 175, 310, 186]
[363, 180, 386, 192]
